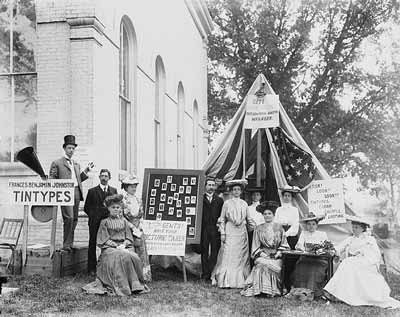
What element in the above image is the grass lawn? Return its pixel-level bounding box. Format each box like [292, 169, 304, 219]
[1, 267, 400, 316]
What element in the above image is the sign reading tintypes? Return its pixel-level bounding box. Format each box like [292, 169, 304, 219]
[308, 179, 345, 224]
[142, 220, 187, 256]
[244, 94, 280, 129]
[6, 179, 75, 205]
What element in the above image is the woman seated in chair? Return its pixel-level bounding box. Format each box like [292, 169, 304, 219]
[290, 212, 331, 299]
[241, 201, 288, 297]
[324, 216, 400, 308]
[83, 194, 149, 296]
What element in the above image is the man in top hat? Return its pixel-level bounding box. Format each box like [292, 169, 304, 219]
[49, 135, 94, 251]
[201, 177, 224, 281]
[84, 169, 117, 274]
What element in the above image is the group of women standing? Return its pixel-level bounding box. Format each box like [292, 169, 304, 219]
[210, 179, 400, 309]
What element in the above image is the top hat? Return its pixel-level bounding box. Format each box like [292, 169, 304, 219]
[63, 135, 77, 147]
[300, 212, 325, 223]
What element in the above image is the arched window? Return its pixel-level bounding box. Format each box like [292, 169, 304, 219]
[177, 82, 185, 168]
[193, 100, 199, 167]
[0, 0, 37, 163]
[119, 17, 137, 171]
[155, 56, 165, 167]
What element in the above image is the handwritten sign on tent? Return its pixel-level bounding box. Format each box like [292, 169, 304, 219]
[308, 179, 346, 224]
[4, 179, 74, 205]
[244, 94, 280, 129]
[142, 220, 187, 256]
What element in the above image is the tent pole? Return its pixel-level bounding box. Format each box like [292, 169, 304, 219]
[256, 129, 261, 187]
[242, 129, 246, 179]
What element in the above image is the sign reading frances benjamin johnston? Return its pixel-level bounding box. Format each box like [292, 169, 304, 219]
[5, 179, 75, 206]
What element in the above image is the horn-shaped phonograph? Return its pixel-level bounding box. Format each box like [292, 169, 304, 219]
[16, 146, 47, 179]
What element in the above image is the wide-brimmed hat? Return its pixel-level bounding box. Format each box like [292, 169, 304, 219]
[256, 201, 280, 214]
[347, 215, 370, 227]
[246, 186, 264, 193]
[300, 212, 325, 223]
[121, 174, 140, 185]
[226, 179, 248, 189]
[279, 185, 301, 194]
[63, 135, 77, 147]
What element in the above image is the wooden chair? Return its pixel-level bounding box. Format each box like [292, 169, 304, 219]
[0, 218, 24, 274]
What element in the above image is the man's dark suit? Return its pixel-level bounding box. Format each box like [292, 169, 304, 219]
[84, 184, 117, 272]
[49, 156, 88, 249]
[201, 193, 224, 279]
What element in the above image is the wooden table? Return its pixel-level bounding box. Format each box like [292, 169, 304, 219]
[281, 250, 334, 292]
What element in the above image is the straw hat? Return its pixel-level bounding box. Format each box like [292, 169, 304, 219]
[121, 174, 140, 185]
[300, 212, 325, 223]
[346, 215, 370, 227]
[279, 185, 301, 194]
[226, 179, 248, 189]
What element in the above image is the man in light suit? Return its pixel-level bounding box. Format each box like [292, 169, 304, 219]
[84, 169, 117, 274]
[49, 135, 93, 251]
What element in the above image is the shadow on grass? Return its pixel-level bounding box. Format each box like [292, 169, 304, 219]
[1, 268, 400, 316]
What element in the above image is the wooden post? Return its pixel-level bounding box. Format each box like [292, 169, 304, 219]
[256, 129, 262, 187]
[22, 205, 29, 267]
[50, 206, 58, 258]
[182, 256, 187, 282]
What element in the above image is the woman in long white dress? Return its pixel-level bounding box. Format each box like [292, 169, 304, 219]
[324, 216, 400, 308]
[211, 179, 256, 288]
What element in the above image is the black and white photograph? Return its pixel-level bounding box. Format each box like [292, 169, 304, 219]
[160, 193, 166, 202]
[2, 0, 400, 315]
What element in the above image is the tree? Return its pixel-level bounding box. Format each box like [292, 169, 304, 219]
[207, 0, 400, 188]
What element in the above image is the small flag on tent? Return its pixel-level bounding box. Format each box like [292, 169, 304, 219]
[271, 127, 316, 188]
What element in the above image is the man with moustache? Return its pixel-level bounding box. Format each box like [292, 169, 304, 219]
[84, 169, 117, 274]
[201, 178, 224, 281]
[49, 135, 93, 252]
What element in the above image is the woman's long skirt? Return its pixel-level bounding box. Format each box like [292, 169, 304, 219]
[292, 256, 328, 297]
[211, 222, 250, 288]
[241, 256, 283, 297]
[83, 248, 146, 296]
[324, 256, 400, 308]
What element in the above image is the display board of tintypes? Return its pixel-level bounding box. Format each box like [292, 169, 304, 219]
[142, 168, 205, 244]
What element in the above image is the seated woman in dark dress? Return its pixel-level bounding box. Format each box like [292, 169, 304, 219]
[83, 194, 149, 296]
[290, 212, 330, 299]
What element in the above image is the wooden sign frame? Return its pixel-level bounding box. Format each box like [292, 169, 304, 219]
[142, 168, 205, 245]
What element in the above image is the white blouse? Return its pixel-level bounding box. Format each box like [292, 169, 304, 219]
[247, 201, 265, 226]
[274, 203, 299, 237]
[295, 230, 328, 251]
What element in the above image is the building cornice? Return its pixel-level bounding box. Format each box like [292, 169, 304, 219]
[185, 0, 214, 43]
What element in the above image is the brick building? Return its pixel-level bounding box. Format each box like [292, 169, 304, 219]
[0, 0, 212, 246]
